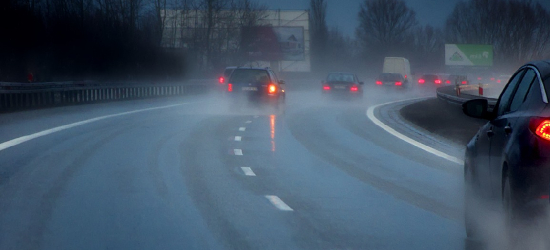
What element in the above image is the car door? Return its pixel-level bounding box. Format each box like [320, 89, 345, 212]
[488, 69, 536, 198]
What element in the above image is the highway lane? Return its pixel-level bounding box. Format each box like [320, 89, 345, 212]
[0, 85, 467, 250]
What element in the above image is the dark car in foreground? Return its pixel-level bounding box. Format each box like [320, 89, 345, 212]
[226, 67, 285, 106]
[375, 73, 408, 88]
[321, 72, 364, 97]
[463, 61, 550, 243]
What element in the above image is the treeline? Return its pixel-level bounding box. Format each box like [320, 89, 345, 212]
[0, 0, 182, 82]
[310, 0, 550, 76]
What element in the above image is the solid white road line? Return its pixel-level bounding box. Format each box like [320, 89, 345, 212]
[241, 167, 256, 176]
[239, 127, 246, 131]
[0, 103, 193, 152]
[234, 136, 242, 141]
[245, 121, 252, 124]
[234, 149, 243, 156]
[265, 195, 293, 211]
[366, 99, 464, 165]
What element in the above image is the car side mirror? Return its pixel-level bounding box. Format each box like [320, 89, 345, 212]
[279, 80, 285, 85]
[462, 99, 491, 119]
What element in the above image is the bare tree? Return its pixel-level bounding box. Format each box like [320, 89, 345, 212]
[356, 0, 417, 55]
[445, 0, 550, 68]
[310, 0, 328, 72]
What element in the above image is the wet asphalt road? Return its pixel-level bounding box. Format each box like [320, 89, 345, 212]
[0, 83, 469, 250]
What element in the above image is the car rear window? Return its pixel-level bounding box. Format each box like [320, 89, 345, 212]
[379, 73, 402, 81]
[229, 69, 270, 84]
[422, 75, 438, 81]
[327, 73, 355, 82]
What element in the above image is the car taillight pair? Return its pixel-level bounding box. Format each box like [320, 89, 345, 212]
[530, 118, 550, 141]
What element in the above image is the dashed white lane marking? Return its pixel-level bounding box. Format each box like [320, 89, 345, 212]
[234, 136, 242, 141]
[265, 195, 293, 211]
[366, 99, 463, 165]
[239, 127, 246, 131]
[245, 121, 252, 124]
[0, 102, 193, 152]
[241, 167, 256, 176]
[234, 149, 243, 156]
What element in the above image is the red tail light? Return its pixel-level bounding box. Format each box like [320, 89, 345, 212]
[530, 119, 550, 141]
[404, 75, 407, 79]
[350, 85, 359, 92]
[418, 79, 425, 84]
[219, 77, 225, 84]
[462, 81, 468, 85]
[376, 81, 382, 85]
[268, 84, 277, 94]
[227, 83, 233, 92]
[323, 85, 331, 90]
[497, 79, 501, 83]
[435, 79, 442, 84]
[490, 77, 495, 81]
[445, 80, 451, 84]
[477, 77, 482, 80]
[395, 81, 402, 86]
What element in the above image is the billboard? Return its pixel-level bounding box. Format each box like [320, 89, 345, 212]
[272, 27, 304, 61]
[241, 26, 305, 62]
[445, 44, 493, 66]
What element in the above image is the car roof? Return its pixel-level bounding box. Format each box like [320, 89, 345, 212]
[526, 60, 550, 81]
[328, 72, 355, 75]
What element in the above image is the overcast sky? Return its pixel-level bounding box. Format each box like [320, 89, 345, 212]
[256, 0, 550, 37]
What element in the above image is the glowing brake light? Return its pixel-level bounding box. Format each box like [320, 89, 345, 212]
[418, 79, 425, 84]
[477, 77, 482, 80]
[435, 79, 442, 84]
[376, 81, 383, 85]
[227, 83, 233, 92]
[268, 84, 277, 94]
[445, 80, 451, 84]
[219, 77, 225, 84]
[490, 77, 495, 81]
[395, 81, 402, 86]
[404, 75, 407, 79]
[497, 79, 501, 83]
[350, 85, 359, 92]
[323, 85, 331, 90]
[531, 119, 550, 141]
[462, 80, 468, 85]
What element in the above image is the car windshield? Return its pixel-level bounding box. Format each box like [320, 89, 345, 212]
[327, 73, 355, 82]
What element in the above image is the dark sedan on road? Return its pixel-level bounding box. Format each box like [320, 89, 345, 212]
[375, 73, 408, 88]
[226, 67, 285, 106]
[463, 61, 550, 242]
[321, 72, 364, 97]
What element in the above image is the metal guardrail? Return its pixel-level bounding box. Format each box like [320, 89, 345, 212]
[0, 80, 214, 112]
[436, 85, 498, 108]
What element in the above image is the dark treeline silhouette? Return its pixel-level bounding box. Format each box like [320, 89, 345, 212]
[0, 0, 182, 82]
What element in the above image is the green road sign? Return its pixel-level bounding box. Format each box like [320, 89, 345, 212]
[445, 44, 493, 66]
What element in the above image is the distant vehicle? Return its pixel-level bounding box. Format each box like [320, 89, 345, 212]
[375, 73, 408, 88]
[322, 72, 364, 97]
[226, 67, 285, 106]
[463, 61, 550, 242]
[219, 66, 237, 84]
[445, 74, 469, 85]
[383, 57, 411, 83]
[417, 74, 443, 85]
